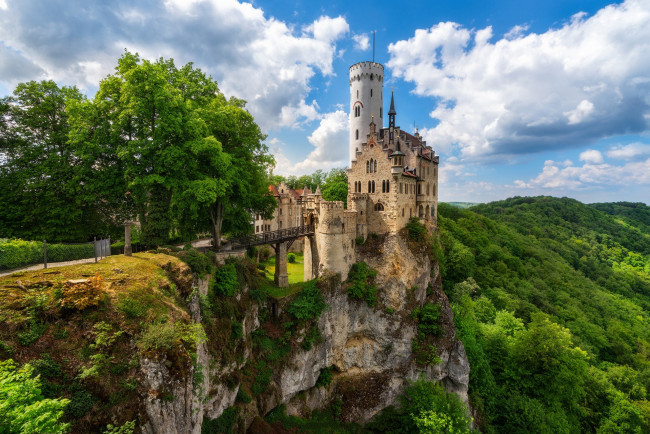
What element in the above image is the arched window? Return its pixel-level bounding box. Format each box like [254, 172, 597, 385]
[382, 180, 385, 193]
[356, 129, 359, 140]
[419, 205, 424, 218]
[368, 180, 371, 193]
[372, 180, 376, 193]
[418, 183, 421, 195]
[387, 180, 390, 192]
[427, 184, 430, 195]
[371, 89, 373, 97]
[357, 90, 359, 97]
[374, 160, 377, 172]
[369, 159, 373, 173]
[410, 208, 412, 218]
[366, 161, 369, 173]
[380, 107, 383, 118]
[402, 208, 405, 217]
[374, 203, 384, 211]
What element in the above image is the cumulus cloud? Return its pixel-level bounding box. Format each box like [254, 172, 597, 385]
[353, 33, 370, 51]
[293, 110, 349, 172]
[514, 157, 650, 191]
[607, 142, 650, 160]
[0, 0, 349, 130]
[579, 149, 604, 164]
[271, 110, 348, 175]
[387, 0, 650, 160]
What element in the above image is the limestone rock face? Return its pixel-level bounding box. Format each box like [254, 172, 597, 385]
[279, 233, 470, 423]
[143, 234, 470, 431]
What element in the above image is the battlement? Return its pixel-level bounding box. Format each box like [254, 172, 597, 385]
[320, 201, 345, 210]
[349, 61, 384, 72]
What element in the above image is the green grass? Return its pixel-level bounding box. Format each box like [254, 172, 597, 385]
[261, 253, 305, 285]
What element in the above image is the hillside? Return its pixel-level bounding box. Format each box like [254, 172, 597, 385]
[438, 197, 650, 432]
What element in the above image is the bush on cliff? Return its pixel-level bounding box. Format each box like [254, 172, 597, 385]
[346, 261, 378, 307]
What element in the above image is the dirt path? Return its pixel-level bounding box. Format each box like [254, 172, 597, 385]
[0, 257, 104, 277]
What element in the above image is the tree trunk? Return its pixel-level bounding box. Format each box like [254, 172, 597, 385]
[209, 201, 224, 249]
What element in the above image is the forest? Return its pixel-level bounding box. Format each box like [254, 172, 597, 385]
[437, 197, 650, 433]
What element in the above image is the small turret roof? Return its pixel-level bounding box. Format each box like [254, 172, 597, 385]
[388, 91, 396, 116]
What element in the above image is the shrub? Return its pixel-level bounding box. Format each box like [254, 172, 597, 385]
[346, 262, 378, 307]
[136, 322, 177, 353]
[287, 280, 326, 321]
[316, 366, 334, 388]
[301, 326, 322, 351]
[406, 217, 427, 242]
[177, 248, 211, 276]
[103, 420, 136, 434]
[213, 264, 239, 296]
[236, 388, 252, 404]
[355, 235, 365, 246]
[0, 239, 43, 270]
[17, 320, 47, 346]
[65, 389, 95, 418]
[252, 360, 272, 395]
[414, 302, 442, 336]
[287, 253, 296, 263]
[202, 407, 239, 433]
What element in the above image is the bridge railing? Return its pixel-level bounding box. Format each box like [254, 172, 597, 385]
[230, 224, 315, 248]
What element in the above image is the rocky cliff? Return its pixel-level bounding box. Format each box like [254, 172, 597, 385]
[0, 232, 470, 433]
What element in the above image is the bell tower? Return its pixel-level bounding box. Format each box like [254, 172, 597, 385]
[349, 61, 384, 165]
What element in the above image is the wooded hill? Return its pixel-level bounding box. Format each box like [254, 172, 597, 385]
[438, 197, 650, 433]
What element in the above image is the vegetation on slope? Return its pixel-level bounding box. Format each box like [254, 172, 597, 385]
[438, 197, 650, 433]
[0, 253, 200, 432]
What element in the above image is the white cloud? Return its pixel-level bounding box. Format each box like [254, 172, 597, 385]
[387, 0, 650, 161]
[294, 110, 349, 172]
[607, 142, 650, 160]
[565, 99, 595, 125]
[272, 110, 348, 175]
[0, 0, 349, 130]
[514, 157, 650, 191]
[504, 24, 529, 40]
[352, 33, 370, 51]
[579, 149, 604, 164]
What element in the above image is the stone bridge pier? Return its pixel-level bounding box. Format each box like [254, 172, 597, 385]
[272, 242, 289, 287]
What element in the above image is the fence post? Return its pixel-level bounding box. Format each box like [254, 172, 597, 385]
[94, 237, 98, 263]
[43, 240, 47, 269]
[107, 237, 111, 257]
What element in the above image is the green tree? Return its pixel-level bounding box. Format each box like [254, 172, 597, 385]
[0, 359, 70, 433]
[72, 52, 274, 248]
[0, 81, 92, 241]
[321, 168, 348, 206]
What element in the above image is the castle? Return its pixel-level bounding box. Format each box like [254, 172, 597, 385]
[260, 61, 439, 286]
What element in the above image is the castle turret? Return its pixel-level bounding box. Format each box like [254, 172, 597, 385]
[349, 62, 384, 165]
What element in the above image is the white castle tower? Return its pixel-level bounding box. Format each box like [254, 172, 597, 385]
[349, 62, 384, 165]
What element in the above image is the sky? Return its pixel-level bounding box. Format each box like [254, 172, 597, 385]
[1, 0, 649, 204]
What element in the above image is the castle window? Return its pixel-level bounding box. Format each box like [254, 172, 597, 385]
[380, 107, 383, 117]
[368, 180, 371, 193]
[374, 203, 384, 211]
[372, 180, 376, 193]
[279, 208, 282, 215]
[289, 208, 292, 216]
[387, 180, 390, 192]
[418, 184, 421, 195]
[342, 223, 345, 231]
[427, 184, 430, 195]
[402, 208, 405, 217]
[371, 89, 373, 97]
[370, 159, 373, 173]
[374, 160, 377, 172]
[356, 129, 359, 140]
[366, 161, 369, 173]
[355, 106, 361, 117]
[382, 180, 385, 193]
[357, 90, 359, 97]
[410, 208, 412, 218]
[434, 183, 437, 196]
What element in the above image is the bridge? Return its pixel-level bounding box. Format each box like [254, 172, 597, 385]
[229, 224, 315, 249]
[225, 224, 316, 288]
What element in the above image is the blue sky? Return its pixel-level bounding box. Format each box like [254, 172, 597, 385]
[1, 0, 649, 203]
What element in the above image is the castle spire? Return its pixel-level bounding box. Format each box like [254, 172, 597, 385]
[388, 91, 396, 116]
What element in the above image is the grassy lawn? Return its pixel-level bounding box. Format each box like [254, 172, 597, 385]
[260, 252, 307, 298]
